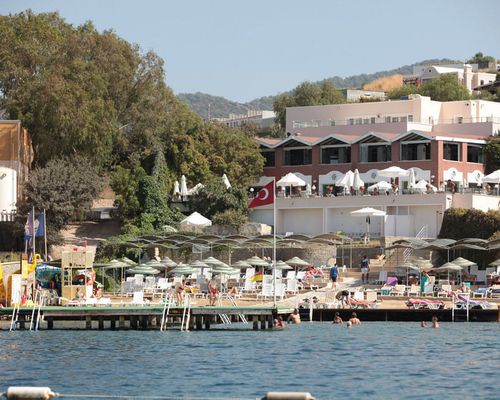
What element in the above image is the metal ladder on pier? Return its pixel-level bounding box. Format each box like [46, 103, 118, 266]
[218, 294, 248, 324]
[159, 293, 174, 331]
[9, 291, 21, 332]
[180, 293, 192, 332]
[29, 290, 46, 331]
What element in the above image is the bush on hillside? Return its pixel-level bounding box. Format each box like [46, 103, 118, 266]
[438, 208, 500, 239]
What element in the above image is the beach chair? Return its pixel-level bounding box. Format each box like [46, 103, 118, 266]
[97, 297, 112, 306]
[286, 279, 299, 295]
[392, 284, 406, 296]
[286, 270, 296, 280]
[422, 283, 434, 296]
[257, 284, 273, 301]
[408, 284, 421, 297]
[475, 270, 487, 284]
[144, 276, 155, 292]
[132, 291, 145, 306]
[376, 271, 387, 284]
[296, 271, 306, 281]
[472, 287, 488, 298]
[275, 283, 286, 300]
[84, 297, 98, 306]
[437, 284, 452, 297]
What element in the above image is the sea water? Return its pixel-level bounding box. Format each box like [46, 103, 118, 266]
[0, 322, 498, 400]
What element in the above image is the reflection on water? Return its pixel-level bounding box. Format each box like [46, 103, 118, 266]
[1, 322, 499, 399]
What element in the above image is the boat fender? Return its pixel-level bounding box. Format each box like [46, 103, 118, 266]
[4, 387, 58, 400]
[262, 392, 315, 400]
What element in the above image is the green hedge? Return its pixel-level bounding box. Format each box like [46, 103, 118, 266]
[439, 208, 500, 239]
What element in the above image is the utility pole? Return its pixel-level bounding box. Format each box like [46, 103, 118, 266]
[208, 103, 211, 121]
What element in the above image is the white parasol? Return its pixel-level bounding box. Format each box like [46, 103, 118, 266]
[222, 173, 231, 189]
[180, 175, 189, 197]
[350, 207, 386, 240]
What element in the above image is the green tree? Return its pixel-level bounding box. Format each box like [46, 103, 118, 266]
[484, 135, 500, 174]
[387, 85, 420, 100]
[188, 180, 249, 227]
[419, 74, 471, 101]
[272, 81, 344, 134]
[467, 52, 496, 65]
[22, 156, 102, 232]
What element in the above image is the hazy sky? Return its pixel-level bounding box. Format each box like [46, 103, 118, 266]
[1, 0, 499, 102]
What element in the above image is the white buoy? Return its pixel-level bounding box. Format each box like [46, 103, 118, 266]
[5, 387, 57, 400]
[263, 392, 315, 400]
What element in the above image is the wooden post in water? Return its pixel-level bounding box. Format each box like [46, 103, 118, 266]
[47, 317, 53, 330]
[252, 315, 258, 330]
[98, 317, 104, 330]
[260, 315, 266, 330]
[110, 317, 116, 330]
[140, 316, 148, 329]
[85, 316, 92, 329]
[204, 316, 211, 330]
[267, 315, 274, 329]
[119, 316, 125, 329]
[196, 316, 203, 330]
[130, 316, 138, 329]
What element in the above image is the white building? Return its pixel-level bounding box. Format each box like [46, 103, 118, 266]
[403, 64, 496, 93]
[215, 110, 276, 131]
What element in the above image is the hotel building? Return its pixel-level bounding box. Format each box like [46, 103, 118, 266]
[250, 95, 500, 238]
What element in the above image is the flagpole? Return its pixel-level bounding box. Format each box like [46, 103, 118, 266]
[273, 177, 277, 307]
[32, 206, 36, 262]
[44, 208, 48, 261]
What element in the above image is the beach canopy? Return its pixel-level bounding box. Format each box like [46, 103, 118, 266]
[187, 183, 204, 196]
[222, 173, 231, 189]
[189, 260, 209, 269]
[180, 175, 189, 197]
[336, 170, 354, 187]
[180, 212, 212, 228]
[202, 256, 224, 266]
[435, 262, 463, 272]
[272, 260, 293, 270]
[451, 257, 477, 268]
[482, 170, 500, 183]
[352, 169, 364, 190]
[350, 207, 386, 217]
[276, 172, 306, 187]
[408, 168, 416, 190]
[126, 266, 160, 275]
[231, 260, 252, 269]
[245, 256, 270, 267]
[285, 256, 310, 267]
[378, 166, 409, 178]
[489, 259, 500, 267]
[160, 257, 177, 267]
[173, 180, 180, 197]
[367, 181, 392, 192]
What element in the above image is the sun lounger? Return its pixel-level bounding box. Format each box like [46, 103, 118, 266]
[406, 298, 444, 310]
[454, 294, 497, 310]
[436, 284, 452, 297]
[347, 297, 379, 309]
[132, 291, 145, 306]
[391, 284, 406, 296]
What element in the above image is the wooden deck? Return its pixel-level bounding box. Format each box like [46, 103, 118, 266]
[1, 305, 498, 330]
[0, 305, 294, 330]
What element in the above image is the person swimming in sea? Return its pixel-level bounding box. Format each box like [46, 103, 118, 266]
[349, 312, 361, 325]
[332, 312, 343, 324]
[287, 309, 301, 324]
[432, 316, 439, 328]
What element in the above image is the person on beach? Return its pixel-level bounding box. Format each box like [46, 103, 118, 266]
[175, 280, 187, 304]
[421, 321, 427, 328]
[360, 255, 369, 284]
[287, 308, 301, 324]
[333, 312, 343, 324]
[336, 290, 350, 308]
[420, 271, 430, 294]
[208, 279, 219, 306]
[329, 261, 339, 290]
[432, 316, 439, 328]
[74, 287, 84, 301]
[349, 312, 361, 325]
[274, 317, 286, 329]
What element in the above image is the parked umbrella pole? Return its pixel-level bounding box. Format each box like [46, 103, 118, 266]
[273, 177, 277, 307]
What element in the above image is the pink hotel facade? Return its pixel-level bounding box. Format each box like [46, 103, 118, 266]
[249, 96, 500, 238]
[257, 95, 500, 192]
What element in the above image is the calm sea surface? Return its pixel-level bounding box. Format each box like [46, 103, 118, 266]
[0, 322, 498, 400]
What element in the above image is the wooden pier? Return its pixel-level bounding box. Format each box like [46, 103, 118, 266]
[1, 305, 498, 330]
[0, 305, 294, 331]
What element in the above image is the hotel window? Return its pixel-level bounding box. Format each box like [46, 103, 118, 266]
[408, 115, 414, 122]
[348, 118, 354, 125]
[392, 117, 399, 123]
[262, 150, 275, 167]
[467, 144, 484, 163]
[370, 117, 376, 124]
[385, 116, 391, 123]
[330, 119, 336, 126]
[355, 118, 362, 125]
[321, 146, 351, 164]
[360, 144, 391, 162]
[283, 147, 312, 166]
[401, 142, 431, 160]
[443, 142, 461, 161]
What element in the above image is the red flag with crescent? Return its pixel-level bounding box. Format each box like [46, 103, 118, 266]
[248, 181, 274, 208]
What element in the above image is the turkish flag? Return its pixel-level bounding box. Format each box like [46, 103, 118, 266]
[248, 181, 274, 208]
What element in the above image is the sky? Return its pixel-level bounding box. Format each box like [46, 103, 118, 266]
[1, 0, 500, 102]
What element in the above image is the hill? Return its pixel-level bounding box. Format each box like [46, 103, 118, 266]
[177, 58, 459, 119]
